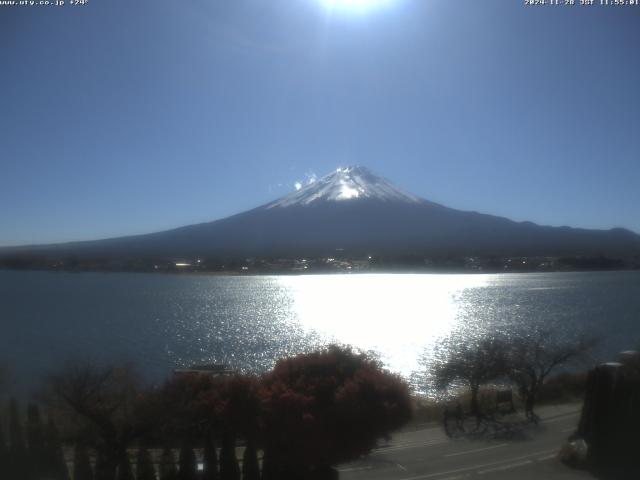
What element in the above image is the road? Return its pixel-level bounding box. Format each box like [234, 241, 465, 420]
[339, 403, 595, 480]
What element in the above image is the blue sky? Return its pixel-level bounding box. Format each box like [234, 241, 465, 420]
[1, 0, 639, 246]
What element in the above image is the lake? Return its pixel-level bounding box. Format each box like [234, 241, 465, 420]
[1, 270, 639, 395]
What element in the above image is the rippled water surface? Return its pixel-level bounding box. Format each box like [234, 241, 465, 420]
[1, 270, 639, 391]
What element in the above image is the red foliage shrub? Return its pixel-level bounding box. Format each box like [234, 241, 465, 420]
[259, 346, 412, 470]
[214, 375, 261, 438]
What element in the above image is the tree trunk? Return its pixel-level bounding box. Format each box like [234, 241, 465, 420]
[470, 384, 480, 417]
[527, 386, 539, 423]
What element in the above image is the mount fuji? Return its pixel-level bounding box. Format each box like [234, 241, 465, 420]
[3, 166, 640, 260]
[264, 166, 424, 208]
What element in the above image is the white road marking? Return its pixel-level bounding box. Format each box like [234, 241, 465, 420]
[537, 453, 558, 461]
[444, 443, 508, 458]
[412, 423, 442, 430]
[379, 439, 449, 453]
[545, 412, 580, 424]
[397, 449, 557, 480]
[477, 459, 533, 474]
[338, 465, 374, 473]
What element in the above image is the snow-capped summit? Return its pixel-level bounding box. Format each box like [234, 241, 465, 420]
[265, 166, 424, 208]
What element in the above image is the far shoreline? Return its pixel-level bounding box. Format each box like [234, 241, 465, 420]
[1, 265, 638, 278]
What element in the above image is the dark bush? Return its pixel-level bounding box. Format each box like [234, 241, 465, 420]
[259, 345, 412, 475]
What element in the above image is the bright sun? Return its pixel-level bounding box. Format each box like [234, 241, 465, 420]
[318, 0, 392, 12]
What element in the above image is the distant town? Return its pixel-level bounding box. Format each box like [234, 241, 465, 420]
[1, 253, 638, 274]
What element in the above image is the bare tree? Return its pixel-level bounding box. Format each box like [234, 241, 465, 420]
[432, 335, 508, 417]
[506, 328, 596, 422]
[45, 362, 160, 480]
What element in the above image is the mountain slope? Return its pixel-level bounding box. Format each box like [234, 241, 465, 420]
[2, 166, 640, 259]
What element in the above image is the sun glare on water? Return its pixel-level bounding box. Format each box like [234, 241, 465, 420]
[276, 274, 490, 378]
